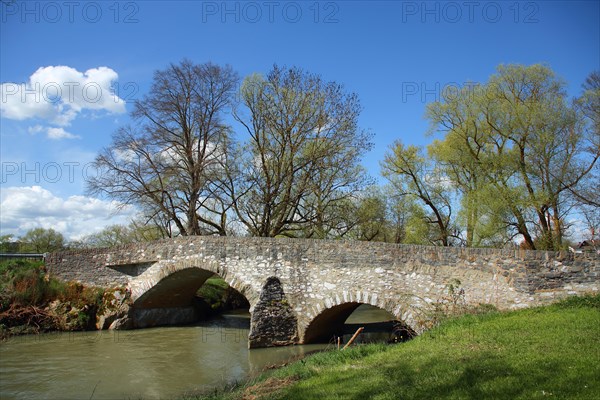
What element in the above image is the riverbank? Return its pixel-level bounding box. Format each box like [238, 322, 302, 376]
[0, 259, 247, 340]
[194, 294, 600, 400]
[0, 259, 124, 339]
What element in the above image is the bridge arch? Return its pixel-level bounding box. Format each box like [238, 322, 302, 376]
[301, 291, 422, 344]
[128, 259, 260, 329]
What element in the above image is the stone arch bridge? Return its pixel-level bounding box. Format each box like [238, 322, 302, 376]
[45, 237, 599, 348]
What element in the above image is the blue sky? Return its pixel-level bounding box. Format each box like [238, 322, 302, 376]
[1, 0, 599, 239]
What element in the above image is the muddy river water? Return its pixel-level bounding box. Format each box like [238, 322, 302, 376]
[0, 305, 394, 399]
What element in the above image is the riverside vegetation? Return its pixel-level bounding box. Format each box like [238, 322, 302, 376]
[0, 259, 125, 339]
[193, 294, 600, 400]
[0, 259, 246, 340]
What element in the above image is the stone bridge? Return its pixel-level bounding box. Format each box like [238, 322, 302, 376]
[45, 237, 599, 348]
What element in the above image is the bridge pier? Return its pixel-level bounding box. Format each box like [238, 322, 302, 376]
[248, 277, 299, 348]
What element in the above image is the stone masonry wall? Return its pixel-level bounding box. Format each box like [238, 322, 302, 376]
[45, 237, 600, 346]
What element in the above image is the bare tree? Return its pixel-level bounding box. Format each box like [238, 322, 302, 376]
[231, 66, 372, 237]
[87, 60, 239, 236]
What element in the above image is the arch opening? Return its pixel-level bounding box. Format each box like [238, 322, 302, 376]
[194, 275, 250, 317]
[132, 267, 250, 329]
[303, 302, 416, 344]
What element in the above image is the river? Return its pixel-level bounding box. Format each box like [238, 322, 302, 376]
[0, 305, 395, 399]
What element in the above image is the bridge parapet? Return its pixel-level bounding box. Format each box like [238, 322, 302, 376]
[46, 236, 599, 294]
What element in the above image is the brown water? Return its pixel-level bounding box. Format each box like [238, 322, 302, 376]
[0, 306, 394, 399]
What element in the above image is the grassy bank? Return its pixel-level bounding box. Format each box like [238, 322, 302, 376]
[196, 295, 600, 400]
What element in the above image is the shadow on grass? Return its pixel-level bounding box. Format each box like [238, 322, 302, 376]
[277, 352, 576, 400]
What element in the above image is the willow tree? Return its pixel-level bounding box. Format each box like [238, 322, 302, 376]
[87, 60, 239, 236]
[381, 142, 457, 246]
[231, 66, 372, 237]
[427, 88, 514, 248]
[427, 64, 599, 250]
[571, 71, 600, 210]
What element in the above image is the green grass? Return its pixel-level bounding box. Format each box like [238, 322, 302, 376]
[196, 295, 600, 400]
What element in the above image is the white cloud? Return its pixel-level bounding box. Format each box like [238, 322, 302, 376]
[0, 65, 127, 127]
[28, 124, 79, 140]
[0, 186, 136, 240]
[46, 127, 79, 140]
[567, 217, 593, 243]
[27, 125, 44, 134]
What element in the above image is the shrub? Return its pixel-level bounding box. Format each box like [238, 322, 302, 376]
[0, 259, 107, 336]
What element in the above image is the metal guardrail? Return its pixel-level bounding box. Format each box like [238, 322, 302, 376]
[0, 253, 45, 261]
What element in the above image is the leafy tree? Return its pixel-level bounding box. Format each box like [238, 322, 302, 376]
[85, 225, 131, 248]
[427, 64, 599, 250]
[0, 235, 16, 253]
[402, 204, 433, 245]
[87, 60, 239, 236]
[348, 190, 390, 242]
[342, 186, 412, 243]
[428, 118, 514, 247]
[570, 71, 600, 209]
[20, 228, 65, 253]
[231, 66, 372, 237]
[381, 142, 457, 246]
[386, 190, 413, 244]
[428, 133, 481, 246]
[79, 220, 165, 248]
